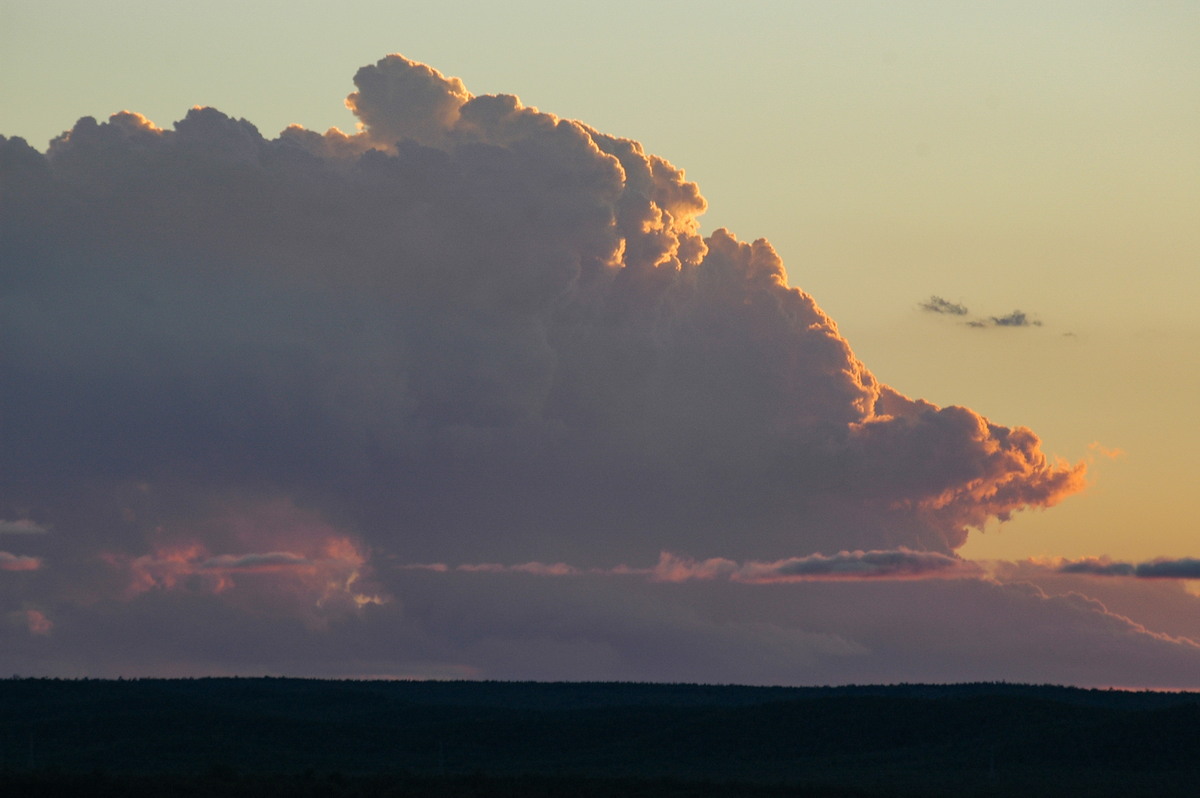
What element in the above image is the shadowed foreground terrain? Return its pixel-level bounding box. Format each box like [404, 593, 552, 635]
[2, 678, 1198, 796]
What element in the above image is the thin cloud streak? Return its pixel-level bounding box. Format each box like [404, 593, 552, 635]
[1058, 557, 1200, 580]
[731, 549, 981, 582]
[397, 549, 983, 583]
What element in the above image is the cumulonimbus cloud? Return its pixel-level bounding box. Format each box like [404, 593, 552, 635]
[0, 54, 1103, 680]
[0, 53, 1084, 573]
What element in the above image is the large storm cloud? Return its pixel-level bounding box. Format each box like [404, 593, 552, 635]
[0, 55, 1083, 564]
[3, 55, 1156, 683]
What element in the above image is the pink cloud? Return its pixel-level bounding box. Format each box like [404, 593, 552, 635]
[198, 552, 313, 572]
[6, 608, 52, 636]
[110, 538, 370, 597]
[99, 500, 388, 616]
[108, 542, 215, 596]
[649, 553, 739, 582]
[25, 609, 52, 635]
[0, 551, 43, 571]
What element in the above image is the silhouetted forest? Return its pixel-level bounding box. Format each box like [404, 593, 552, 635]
[2, 678, 1198, 796]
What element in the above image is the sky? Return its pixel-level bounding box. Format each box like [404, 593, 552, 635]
[1, 1, 1199, 686]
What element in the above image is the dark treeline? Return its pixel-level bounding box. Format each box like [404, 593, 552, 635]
[2, 678, 1198, 797]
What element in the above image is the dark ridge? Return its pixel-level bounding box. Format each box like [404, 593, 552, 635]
[2, 678, 1198, 797]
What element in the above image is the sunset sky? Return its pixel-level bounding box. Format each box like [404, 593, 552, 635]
[2, 1, 1199, 685]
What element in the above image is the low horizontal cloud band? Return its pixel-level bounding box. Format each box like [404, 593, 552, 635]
[1058, 557, 1200, 579]
[399, 549, 982, 582]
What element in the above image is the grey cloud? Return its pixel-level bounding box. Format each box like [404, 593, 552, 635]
[737, 549, 974, 581]
[960, 307, 1046, 326]
[639, 549, 977, 582]
[965, 310, 1043, 328]
[919, 296, 968, 315]
[397, 548, 976, 582]
[920, 295, 1043, 329]
[1059, 559, 1137, 577]
[1136, 559, 1200, 579]
[1059, 557, 1200, 579]
[198, 552, 311, 571]
[992, 311, 1038, 327]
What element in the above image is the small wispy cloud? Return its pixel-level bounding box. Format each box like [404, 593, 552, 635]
[921, 296, 1044, 329]
[1088, 442, 1125, 460]
[919, 296, 969, 315]
[966, 310, 1042, 329]
[0, 519, 49, 535]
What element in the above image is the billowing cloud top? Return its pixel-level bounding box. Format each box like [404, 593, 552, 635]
[0, 54, 1084, 577]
